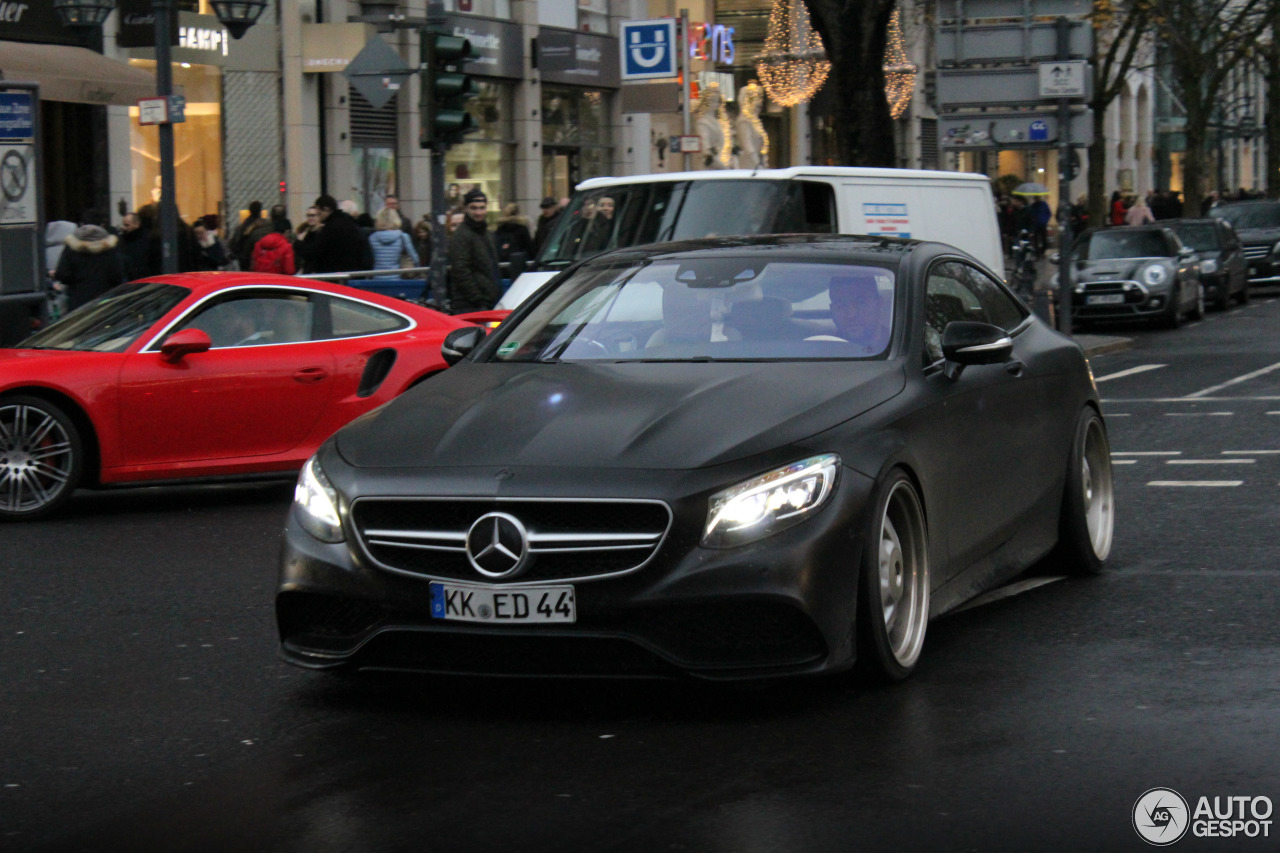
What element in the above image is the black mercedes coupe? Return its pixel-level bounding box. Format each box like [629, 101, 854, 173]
[277, 235, 1114, 682]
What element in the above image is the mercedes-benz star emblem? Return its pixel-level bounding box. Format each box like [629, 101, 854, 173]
[465, 512, 531, 579]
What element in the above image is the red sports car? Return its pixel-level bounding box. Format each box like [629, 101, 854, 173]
[0, 273, 492, 520]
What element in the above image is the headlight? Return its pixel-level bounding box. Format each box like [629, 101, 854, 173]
[294, 455, 345, 542]
[702, 454, 840, 548]
[1199, 259, 1218, 274]
[1272, 241, 1280, 256]
[1141, 264, 1169, 286]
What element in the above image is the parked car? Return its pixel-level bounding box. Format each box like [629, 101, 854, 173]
[1211, 200, 1280, 286]
[277, 235, 1114, 682]
[0, 273, 493, 521]
[1068, 225, 1203, 328]
[1163, 218, 1248, 308]
[500, 166, 1005, 309]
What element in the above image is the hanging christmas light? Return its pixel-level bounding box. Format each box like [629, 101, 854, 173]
[755, 0, 831, 107]
[883, 10, 918, 119]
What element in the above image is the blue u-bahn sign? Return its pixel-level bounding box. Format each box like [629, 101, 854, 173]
[620, 19, 677, 81]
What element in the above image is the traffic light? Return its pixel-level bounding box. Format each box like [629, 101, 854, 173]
[420, 31, 475, 150]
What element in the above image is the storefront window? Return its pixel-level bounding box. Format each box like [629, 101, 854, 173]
[352, 148, 397, 217]
[127, 61, 222, 223]
[444, 81, 516, 214]
[542, 85, 611, 147]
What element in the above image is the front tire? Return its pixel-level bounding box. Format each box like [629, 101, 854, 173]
[0, 395, 83, 521]
[1049, 408, 1114, 575]
[1188, 282, 1205, 321]
[857, 470, 930, 681]
[1157, 285, 1182, 329]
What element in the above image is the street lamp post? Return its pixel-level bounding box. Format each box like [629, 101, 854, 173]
[55, 0, 267, 273]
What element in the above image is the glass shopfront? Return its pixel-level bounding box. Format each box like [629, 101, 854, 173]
[541, 86, 612, 202]
[444, 80, 516, 213]
[127, 60, 223, 222]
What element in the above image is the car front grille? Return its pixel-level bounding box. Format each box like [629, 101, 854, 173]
[350, 497, 673, 584]
[1243, 245, 1271, 260]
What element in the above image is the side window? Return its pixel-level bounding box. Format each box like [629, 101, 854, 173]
[328, 296, 410, 338]
[956, 264, 1028, 331]
[924, 263, 974, 364]
[772, 182, 836, 233]
[165, 291, 314, 349]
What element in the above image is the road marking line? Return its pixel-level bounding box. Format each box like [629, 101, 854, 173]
[1113, 451, 1182, 456]
[1223, 450, 1280, 454]
[1112, 459, 1138, 465]
[1147, 481, 1243, 487]
[1164, 412, 1233, 417]
[1185, 360, 1280, 398]
[1166, 459, 1255, 464]
[1107, 413, 1132, 417]
[1094, 364, 1167, 383]
[1103, 397, 1280, 402]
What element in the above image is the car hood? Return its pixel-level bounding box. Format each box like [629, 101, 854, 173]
[1076, 256, 1168, 280]
[335, 360, 906, 470]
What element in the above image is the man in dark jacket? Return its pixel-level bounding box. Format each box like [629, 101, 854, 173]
[448, 189, 500, 312]
[307, 194, 366, 273]
[231, 201, 272, 270]
[118, 212, 154, 280]
[54, 225, 127, 310]
[530, 196, 562, 258]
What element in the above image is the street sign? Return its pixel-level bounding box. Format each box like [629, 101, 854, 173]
[137, 97, 170, 126]
[671, 135, 702, 153]
[938, 65, 1091, 108]
[939, 110, 1094, 147]
[343, 36, 413, 110]
[938, 21, 1092, 65]
[619, 19, 677, 81]
[1039, 61, 1088, 98]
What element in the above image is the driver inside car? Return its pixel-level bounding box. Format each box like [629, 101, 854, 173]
[820, 274, 890, 353]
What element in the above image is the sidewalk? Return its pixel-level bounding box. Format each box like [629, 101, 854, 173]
[1005, 254, 1133, 358]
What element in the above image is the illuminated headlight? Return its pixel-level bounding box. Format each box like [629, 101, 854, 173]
[1141, 264, 1169, 286]
[702, 454, 840, 548]
[1272, 241, 1280, 256]
[294, 456, 345, 542]
[1200, 258, 1218, 274]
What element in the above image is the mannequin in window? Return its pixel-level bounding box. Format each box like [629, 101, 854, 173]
[695, 83, 727, 169]
[735, 81, 768, 170]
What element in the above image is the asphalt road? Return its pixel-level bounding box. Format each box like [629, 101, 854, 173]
[3, 293, 1280, 853]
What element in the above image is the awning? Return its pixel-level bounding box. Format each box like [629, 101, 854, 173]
[0, 41, 156, 106]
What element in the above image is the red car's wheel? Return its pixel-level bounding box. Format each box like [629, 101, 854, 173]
[0, 395, 83, 521]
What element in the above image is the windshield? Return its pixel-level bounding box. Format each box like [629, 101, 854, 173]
[537, 180, 789, 269]
[489, 257, 896, 362]
[1084, 230, 1171, 260]
[1168, 223, 1219, 252]
[18, 282, 190, 353]
[1216, 203, 1280, 230]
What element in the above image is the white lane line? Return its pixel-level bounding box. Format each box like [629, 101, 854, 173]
[1147, 481, 1243, 487]
[1112, 460, 1138, 465]
[1269, 412, 1280, 416]
[1094, 364, 1167, 383]
[1103, 397, 1280, 402]
[1112, 451, 1182, 456]
[1185, 360, 1280, 399]
[1107, 413, 1132, 417]
[1165, 412, 1233, 417]
[1166, 459, 1255, 465]
[1224, 450, 1280, 455]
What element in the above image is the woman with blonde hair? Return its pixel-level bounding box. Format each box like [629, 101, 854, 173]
[368, 207, 418, 279]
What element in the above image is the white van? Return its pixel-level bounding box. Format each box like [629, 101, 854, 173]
[498, 166, 1002, 309]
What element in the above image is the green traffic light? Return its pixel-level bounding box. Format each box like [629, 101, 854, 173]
[420, 30, 476, 150]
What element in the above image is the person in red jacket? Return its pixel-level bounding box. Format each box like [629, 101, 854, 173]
[251, 222, 296, 275]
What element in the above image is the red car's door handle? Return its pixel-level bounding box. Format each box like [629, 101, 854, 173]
[293, 367, 329, 384]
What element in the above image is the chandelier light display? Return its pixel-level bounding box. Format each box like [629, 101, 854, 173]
[883, 11, 918, 119]
[755, 0, 831, 107]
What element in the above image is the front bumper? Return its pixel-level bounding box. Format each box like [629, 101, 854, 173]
[276, 460, 877, 680]
[1070, 279, 1173, 320]
[1242, 251, 1280, 284]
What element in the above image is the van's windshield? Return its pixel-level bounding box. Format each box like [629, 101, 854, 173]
[536, 180, 836, 270]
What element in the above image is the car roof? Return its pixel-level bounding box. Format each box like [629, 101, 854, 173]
[1159, 218, 1219, 226]
[575, 166, 993, 190]
[128, 272, 443, 315]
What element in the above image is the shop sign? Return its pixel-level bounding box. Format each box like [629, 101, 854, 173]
[0, 2, 89, 47]
[118, 0, 179, 49]
[537, 27, 620, 89]
[442, 14, 523, 80]
[302, 23, 374, 73]
[688, 22, 734, 65]
[124, 12, 231, 67]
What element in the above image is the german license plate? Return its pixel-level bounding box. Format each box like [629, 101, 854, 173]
[1086, 294, 1124, 305]
[429, 582, 576, 624]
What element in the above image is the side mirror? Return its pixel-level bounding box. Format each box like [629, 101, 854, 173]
[442, 325, 488, 366]
[940, 321, 1013, 379]
[160, 328, 211, 363]
[1179, 246, 1196, 260]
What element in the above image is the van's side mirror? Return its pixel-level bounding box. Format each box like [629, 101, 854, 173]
[160, 328, 211, 363]
[442, 326, 488, 365]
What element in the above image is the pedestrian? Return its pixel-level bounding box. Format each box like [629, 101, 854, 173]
[268, 204, 293, 238]
[53, 223, 127, 311]
[230, 201, 272, 270]
[494, 202, 533, 272]
[531, 196, 562, 257]
[306, 194, 366, 274]
[448, 188, 500, 312]
[581, 195, 616, 255]
[412, 217, 433, 268]
[294, 206, 322, 273]
[1109, 191, 1127, 226]
[368, 207, 418, 279]
[1029, 196, 1051, 255]
[384, 194, 413, 235]
[1125, 194, 1155, 226]
[117, 211, 154, 280]
[192, 219, 230, 271]
[251, 217, 297, 275]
